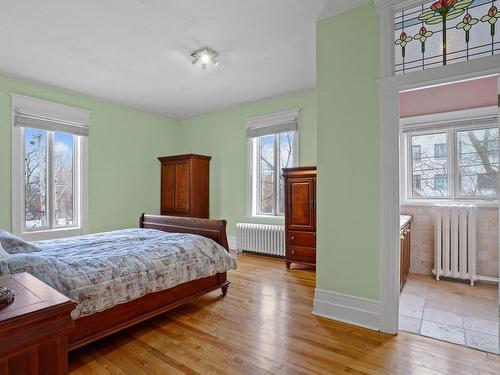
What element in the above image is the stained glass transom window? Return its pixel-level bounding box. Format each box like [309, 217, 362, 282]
[395, 0, 500, 74]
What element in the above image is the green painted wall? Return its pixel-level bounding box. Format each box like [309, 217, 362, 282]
[178, 90, 317, 236]
[316, 3, 380, 300]
[0, 73, 315, 238]
[0, 73, 180, 233]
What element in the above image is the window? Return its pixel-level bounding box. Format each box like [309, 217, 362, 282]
[12, 94, 89, 240]
[413, 174, 422, 190]
[434, 143, 447, 159]
[403, 111, 499, 202]
[412, 145, 421, 160]
[23, 128, 76, 230]
[434, 174, 448, 191]
[247, 109, 299, 217]
[395, 0, 500, 75]
[457, 127, 498, 197]
[410, 132, 449, 198]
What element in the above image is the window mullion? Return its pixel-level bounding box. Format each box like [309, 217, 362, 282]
[256, 137, 261, 215]
[73, 135, 78, 227]
[20, 127, 26, 231]
[448, 129, 456, 199]
[406, 133, 412, 199]
[48, 131, 55, 229]
[274, 134, 279, 216]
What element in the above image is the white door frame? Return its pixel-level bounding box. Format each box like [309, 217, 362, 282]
[375, 0, 500, 334]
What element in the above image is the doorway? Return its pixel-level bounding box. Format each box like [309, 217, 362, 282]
[395, 76, 499, 353]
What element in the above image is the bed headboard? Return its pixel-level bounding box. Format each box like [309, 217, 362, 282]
[139, 214, 229, 251]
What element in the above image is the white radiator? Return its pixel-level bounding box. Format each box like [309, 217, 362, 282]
[236, 223, 285, 256]
[433, 204, 477, 286]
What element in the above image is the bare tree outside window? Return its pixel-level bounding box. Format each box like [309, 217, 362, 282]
[458, 128, 499, 197]
[24, 128, 76, 230]
[24, 128, 48, 228]
[54, 132, 74, 226]
[278, 132, 295, 214]
[255, 131, 296, 216]
[259, 135, 275, 214]
[408, 126, 499, 200]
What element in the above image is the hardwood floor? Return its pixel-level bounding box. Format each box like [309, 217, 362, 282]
[69, 253, 500, 375]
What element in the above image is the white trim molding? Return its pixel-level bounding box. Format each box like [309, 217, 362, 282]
[376, 0, 500, 335]
[11, 94, 89, 241]
[11, 94, 90, 127]
[246, 108, 300, 137]
[313, 289, 382, 331]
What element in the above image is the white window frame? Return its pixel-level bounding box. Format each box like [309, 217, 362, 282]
[400, 105, 499, 206]
[11, 94, 89, 241]
[246, 109, 300, 219]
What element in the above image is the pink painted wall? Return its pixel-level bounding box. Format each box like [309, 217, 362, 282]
[399, 76, 498, 118]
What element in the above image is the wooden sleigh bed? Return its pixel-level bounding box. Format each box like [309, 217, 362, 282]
[67, 214, 231, 350]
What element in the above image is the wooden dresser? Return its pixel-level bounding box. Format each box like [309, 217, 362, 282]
[0, 273, 76, 375]
[158, 154, 211, 219]
[283, 166, 316, 268]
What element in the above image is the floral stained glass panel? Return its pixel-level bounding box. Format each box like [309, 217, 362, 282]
[395, 0, 500, 74]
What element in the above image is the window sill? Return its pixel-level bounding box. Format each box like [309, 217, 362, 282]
[19, 226, 84, 241]
[246, 215, 285, 222]
[401, 200, 499, 208]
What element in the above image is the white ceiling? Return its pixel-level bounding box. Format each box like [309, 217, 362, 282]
[0, 0, 364, 118]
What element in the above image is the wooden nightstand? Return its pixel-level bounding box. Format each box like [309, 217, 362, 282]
[0, 273, 76, 375]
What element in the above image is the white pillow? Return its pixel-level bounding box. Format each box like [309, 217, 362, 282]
[0, 243, 9, 260]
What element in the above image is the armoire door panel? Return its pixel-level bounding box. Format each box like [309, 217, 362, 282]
[161, 164, 175, 212]
[288, 180, 315, 231]
[174, 162, 190, 213]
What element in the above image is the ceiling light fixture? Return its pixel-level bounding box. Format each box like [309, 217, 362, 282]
[191, 47, 219, 70]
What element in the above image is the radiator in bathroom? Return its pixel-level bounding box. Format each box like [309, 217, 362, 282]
[433, 204, 477, 286]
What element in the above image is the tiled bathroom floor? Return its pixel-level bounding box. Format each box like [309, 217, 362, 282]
[399, 274, 499, 354]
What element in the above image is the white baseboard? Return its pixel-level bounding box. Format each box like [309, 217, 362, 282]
[227, 235, 237, 251]
[312, 289, 381, 331]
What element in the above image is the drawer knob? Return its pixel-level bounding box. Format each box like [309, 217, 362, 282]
[291, 235, 296, 240]
[291, 250, 295, 255]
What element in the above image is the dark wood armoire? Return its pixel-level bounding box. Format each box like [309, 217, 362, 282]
[283, 166, 316, 268]
[158, 154, 211, 218]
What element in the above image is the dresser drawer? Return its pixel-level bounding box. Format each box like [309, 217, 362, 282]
[289, 231, 316, 247]
[289, 246, 316, 264]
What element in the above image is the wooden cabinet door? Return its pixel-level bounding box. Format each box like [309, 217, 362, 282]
[404, 230, 410, 281]
[161, 163, 176, 213]
[399, 226, 411, 290]
[287, 178, 315, 232]
[400, 236, 404, 290]
[174, 161, 190, 214]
